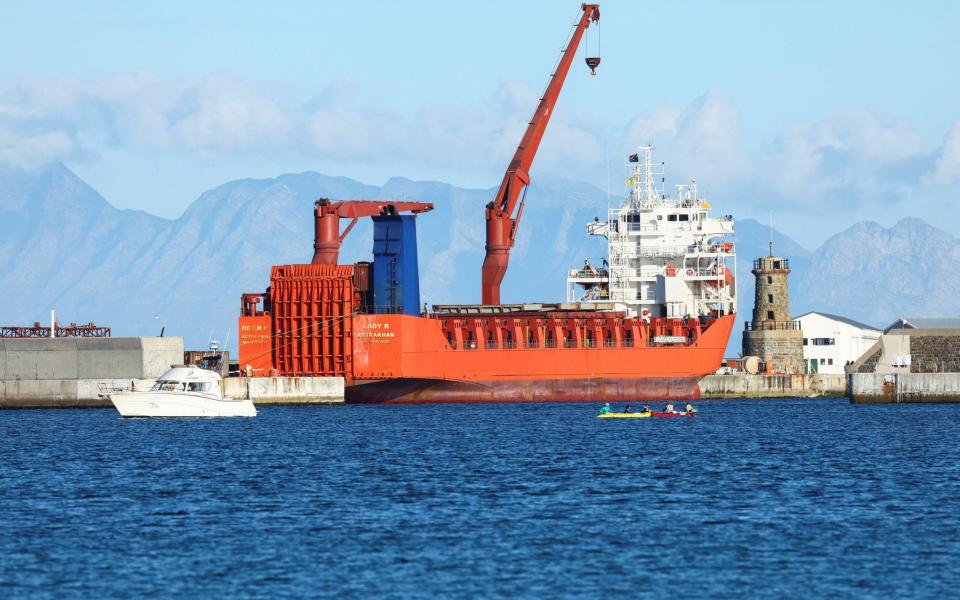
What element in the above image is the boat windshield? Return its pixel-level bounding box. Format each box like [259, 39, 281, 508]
[151, 380, 186, 392]
[150, 380, 212, 392]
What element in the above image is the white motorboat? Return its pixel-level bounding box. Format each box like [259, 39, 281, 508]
[108, 366, 256, 418]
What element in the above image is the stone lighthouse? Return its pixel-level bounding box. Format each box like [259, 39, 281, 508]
[742, 255, 804, 373]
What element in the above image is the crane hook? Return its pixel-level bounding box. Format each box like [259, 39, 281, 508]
[585, 56, 601, 76]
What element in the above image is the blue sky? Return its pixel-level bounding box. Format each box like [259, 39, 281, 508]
[1, 0, 959, 247]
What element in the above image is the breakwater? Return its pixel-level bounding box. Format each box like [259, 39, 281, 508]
[849, 373, 960, 403]
[1, 376, 345, 408]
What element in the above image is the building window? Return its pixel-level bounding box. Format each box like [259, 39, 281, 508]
[820, 358, 826, 365]
[767, 276, 772, 284]
[767, 294, 773, 303]
[812, 338, 836, 346]
[767, 311, 774, 320]
[803, 338, 808, 346]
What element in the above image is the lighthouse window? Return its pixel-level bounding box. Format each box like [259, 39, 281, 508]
[767, 311, 774, 320]
[767, 276, 772, 284]
[767, 294, 774, 303]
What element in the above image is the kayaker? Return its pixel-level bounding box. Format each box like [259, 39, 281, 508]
[664, 403, 675, 414]
[642, 405, 650, 413]
[685, 403, 697, 414]
[624, 404, 633, 413]
[599, 402, 611, 415]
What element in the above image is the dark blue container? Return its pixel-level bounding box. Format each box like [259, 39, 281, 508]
[371, 215, 421, 315]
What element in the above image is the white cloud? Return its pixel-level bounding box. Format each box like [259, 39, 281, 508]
[760, 107, 927, 202]
[0, 72, 611, 184]
[923, 120, 960, 186]
[619, 90, 750, 190]
[0, 71, 957, 219]
[0, 125, 77, 169]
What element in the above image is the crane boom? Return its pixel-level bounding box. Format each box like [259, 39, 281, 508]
[481, 3, 600, 305]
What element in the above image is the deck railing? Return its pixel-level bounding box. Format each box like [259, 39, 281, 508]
[744, 320, 800, 331]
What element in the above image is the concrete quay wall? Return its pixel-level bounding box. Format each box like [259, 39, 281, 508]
[1, 378, 156, 408]
[699, 373, 846, 398]
[849, 373, 960, 403]
[223, 377, 345, 404]
[2, 376, 345, 408]
[0, 337, 183, 380]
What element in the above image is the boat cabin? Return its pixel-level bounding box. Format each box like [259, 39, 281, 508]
[150, 367, 223, 398]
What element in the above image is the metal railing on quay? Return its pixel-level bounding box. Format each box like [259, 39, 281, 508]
[744, 320, 800, 331]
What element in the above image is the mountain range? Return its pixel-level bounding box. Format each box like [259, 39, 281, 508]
[1, 163, 957, 354]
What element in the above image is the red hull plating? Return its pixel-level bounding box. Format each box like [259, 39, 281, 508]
[345, 313, 735, 404]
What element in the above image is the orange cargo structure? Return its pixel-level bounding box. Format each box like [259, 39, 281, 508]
[238, 294, 272, 376]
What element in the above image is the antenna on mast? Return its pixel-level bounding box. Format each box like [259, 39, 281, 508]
[768, 210, 774, 257]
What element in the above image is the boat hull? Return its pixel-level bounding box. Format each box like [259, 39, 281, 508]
[109, 392, 257, 418]
[344, 313, 735, 404]
[649, 411, 697, 418]
[346, 376, 702, 404]
[598, 412, 652, 418]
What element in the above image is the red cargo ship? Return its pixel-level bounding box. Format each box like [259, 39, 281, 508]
[237, 3, 738, 403]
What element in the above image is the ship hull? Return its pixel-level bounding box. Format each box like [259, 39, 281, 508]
[346, 376, 702, 404]
[344, 313, 736, 404]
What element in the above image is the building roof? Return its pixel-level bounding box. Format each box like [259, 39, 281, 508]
[794, 311, 880, 332]
[884, 318, 960, 333]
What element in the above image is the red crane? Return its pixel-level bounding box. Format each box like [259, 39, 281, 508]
[311, 198, 434, 265]
[481, 3, 601, 305]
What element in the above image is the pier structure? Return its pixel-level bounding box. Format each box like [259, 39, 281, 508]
[741, 256, 804, 373]
[0, 336, 344, 407]
[848, 318, 960, 403]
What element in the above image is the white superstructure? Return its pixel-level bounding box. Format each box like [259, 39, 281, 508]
[567, 146, 736, 319]
[108, 366, 256, 418]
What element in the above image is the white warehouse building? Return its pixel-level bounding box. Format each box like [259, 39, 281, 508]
[795, 311, 881, 374]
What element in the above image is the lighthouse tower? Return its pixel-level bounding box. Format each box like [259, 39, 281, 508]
[742, 255, 804, 373]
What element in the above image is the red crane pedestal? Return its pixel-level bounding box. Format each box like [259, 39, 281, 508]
[481, 3, 600, 304]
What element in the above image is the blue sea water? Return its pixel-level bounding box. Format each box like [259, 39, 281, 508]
[2, 398, 960, 599]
